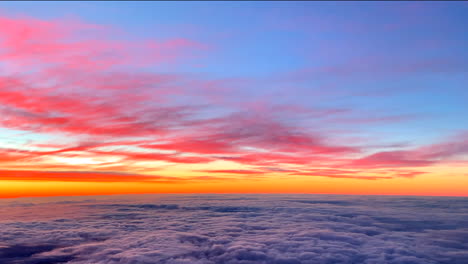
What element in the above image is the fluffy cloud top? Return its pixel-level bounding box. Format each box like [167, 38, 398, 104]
[1, 194, 467, 264]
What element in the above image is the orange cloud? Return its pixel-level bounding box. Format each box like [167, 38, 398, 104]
[0, 170, 175, 182]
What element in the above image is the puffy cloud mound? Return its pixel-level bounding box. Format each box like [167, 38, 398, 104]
[1, 194, 468, 264]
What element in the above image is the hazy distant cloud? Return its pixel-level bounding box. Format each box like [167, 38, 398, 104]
[1, 195, 467, 264]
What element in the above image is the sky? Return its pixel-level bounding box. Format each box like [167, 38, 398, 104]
[0, 1, 468, 197]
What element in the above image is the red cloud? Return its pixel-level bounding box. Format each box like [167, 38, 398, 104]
[0, 170, 174, 182]
[350, 133, 468, 169]
[0, 15, 205, 70]
[289, 168, 426, 180]
[141, 139, 235, 155]
[197, 169, 266, 175]
[351, 151, 434, 168]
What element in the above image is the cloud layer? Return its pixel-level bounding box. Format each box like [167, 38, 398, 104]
[1, 194, 468, 264]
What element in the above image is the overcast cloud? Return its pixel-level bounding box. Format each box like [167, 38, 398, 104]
[1, 194, 467, 264]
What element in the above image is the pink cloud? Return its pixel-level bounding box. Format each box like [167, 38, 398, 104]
[0, 14, 205, 71]
[349, 133, 468, 169]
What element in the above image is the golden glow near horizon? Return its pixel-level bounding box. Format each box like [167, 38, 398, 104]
[1, 168, 468, 198]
